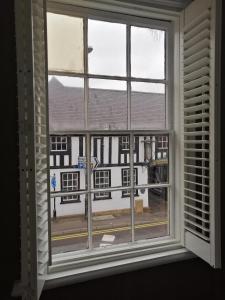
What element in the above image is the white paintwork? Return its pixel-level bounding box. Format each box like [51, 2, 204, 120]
[71, 136, 79, 165]
[139, 136, 145, 161]
[50, 164, 149, 217]
[112, 136, 118, 164]
[104, 136, 109, 164]
[50, 155, 54, 166]
[56, 155, 60, 166]
[64, 155, 69, 166]
[97, 138, 101, 162]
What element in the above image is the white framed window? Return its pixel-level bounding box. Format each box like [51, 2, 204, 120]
[50, 136, 67, 151]
[157, 136, 168, 150]
[120, 136, 130, 151]
[15, 0, 221, 299]
[94, 170, 111, 200]
[61, 172, 80, 203]
[122, 168, 138, 197]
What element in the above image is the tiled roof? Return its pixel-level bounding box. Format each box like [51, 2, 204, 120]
[48, 77, 165, 133]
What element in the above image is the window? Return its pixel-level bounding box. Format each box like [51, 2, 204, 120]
[120, 136, 130, 151]
[157, 136, 168, 150]
[50, 136, 67, 151]
[94, 170, 111, 200]
[15, 0, 221, 298]
[122, 168, 138, 197]
[61, 172, 80, 203]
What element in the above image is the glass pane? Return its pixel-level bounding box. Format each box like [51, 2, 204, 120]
[88, 79, 127, 130]
[88, 20, 126, 76]
[49, 134, 88, 253]
[90, 135, 130, 190]
[48, 76, 85, 131]
[134, 135, 169, 185]
[47, 13, 84, 73]
[50, 193, 89, 254]
[131, 26, 165, 79]
[92, 191, 131, 248]
[131, 82, 166, 129]
[134, 188, 169, 241]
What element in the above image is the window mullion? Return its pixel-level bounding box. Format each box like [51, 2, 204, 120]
[130, 132, 135, 242]
[84, 17, 88, 130]
[127, 24, 131, 130]
[86, 133, 93, 249]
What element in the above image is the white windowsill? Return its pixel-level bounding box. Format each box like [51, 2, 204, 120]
[44, 245, 194, 290]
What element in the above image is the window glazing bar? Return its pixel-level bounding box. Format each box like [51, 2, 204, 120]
[84, 17, 88, 129]
[127, 24, 131, 130]
[86, 133, 93, 249]
[130, 132, 135, 242]
[50, 183, 171, 198]
[48, 70, 168, 84]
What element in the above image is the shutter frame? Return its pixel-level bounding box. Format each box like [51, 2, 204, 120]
[16, 0, 49, 299]
[181, 0, 221, 268]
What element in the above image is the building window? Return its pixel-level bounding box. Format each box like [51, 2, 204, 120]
[61, 172, 80, 203]
[157, 136, 168, 150]
[50, 136, 67, 151]
[94, 170, 111, 200]
[120, 136, 130, 151]
[122, 168, 138, 197]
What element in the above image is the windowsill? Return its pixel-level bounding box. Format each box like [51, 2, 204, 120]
[44, 243, 194, 291]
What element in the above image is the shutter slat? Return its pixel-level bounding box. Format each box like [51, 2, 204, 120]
[184, 140, 209, 144]
[184, 188, 209, 198]
[184, 28, 210, 50]
[184, 112, 209, 120]
[184, 195, 209, 206]
[184, 85, 209, 98]
[185, 219, 210, 232]
[184, 226, 210, 242]
[184, 76, 209, 91]
[184, 172, 209, 179]
[184, 66, 209, 83]
[184, 122, 209, 129]
[184, 18, 210, 42]
[184, 148, 209, 153]
[184, 9, 210, 33]
[184, 164, 209, 170]
[184, 156, 209, 161]
[185, 211, 210, 223]
[184, 103, 209, 113]
[184, 179, 208, 188]
[184, 51, 209, 70]
[184, 38, 210, 59]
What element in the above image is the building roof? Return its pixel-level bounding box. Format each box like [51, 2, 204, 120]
[48, 77, 165, 133]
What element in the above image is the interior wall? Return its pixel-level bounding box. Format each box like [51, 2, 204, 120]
[1, 1, 225, 299]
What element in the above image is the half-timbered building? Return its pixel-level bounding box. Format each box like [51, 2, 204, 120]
[49, 77, 168, 217]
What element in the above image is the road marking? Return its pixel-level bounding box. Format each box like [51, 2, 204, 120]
[52, 220, 168, 241]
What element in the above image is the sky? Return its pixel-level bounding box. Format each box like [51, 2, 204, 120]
[48, 14, 165, 94]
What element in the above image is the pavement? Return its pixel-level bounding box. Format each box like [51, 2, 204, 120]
[51, 200, 168, 237]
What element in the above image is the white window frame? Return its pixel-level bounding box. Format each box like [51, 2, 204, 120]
[157, 135, 168, 150]
[94, 170, 111, 200]
[13, 0, 221, 299]
[61, 172, 80, 203]
[50, 136, 68, 151]
[122, 168, 138, 197]
[120, 136, 130, 151]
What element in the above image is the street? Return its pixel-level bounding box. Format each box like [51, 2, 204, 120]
[51, 218, 168, 254]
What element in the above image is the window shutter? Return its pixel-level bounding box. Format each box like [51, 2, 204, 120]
[181, 0, 221, 267]
[16, 0, 49, 299]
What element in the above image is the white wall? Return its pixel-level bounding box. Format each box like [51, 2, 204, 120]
[50, 165, 149, 217]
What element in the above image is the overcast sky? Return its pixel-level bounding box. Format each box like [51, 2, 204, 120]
[48, 15, 165, 94]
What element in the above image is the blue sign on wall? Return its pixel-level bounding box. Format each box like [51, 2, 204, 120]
[51, 174, 56, 189]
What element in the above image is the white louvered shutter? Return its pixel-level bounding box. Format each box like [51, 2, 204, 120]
[181, 0, 221, 267]
[15, 0, 49, 299]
